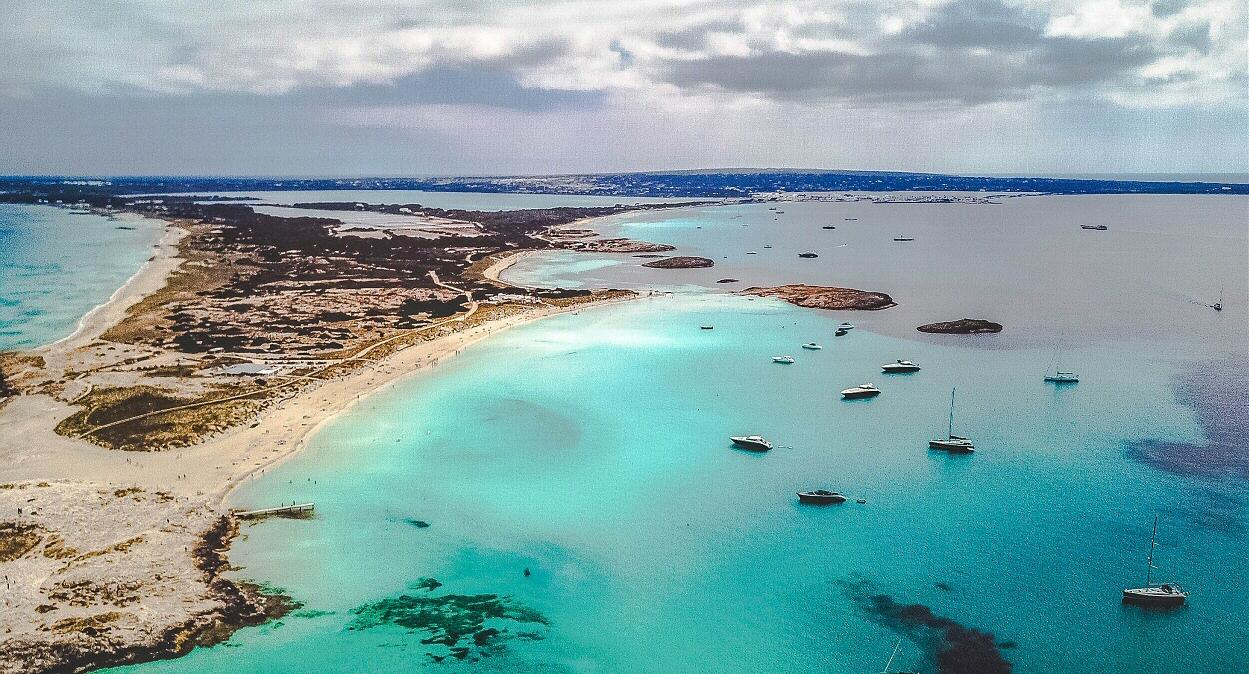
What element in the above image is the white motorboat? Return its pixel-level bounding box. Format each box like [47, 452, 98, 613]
[882, 360, 921, 373]
[772, 355, 796, 364]
[730, 435, 773, 451]
[841, 383, 881, 399]
[801, 343, 822, 350]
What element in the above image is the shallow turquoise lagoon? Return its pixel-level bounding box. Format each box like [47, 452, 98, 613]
[110, 293, 1248, 673]
[0, 205, 162, 349]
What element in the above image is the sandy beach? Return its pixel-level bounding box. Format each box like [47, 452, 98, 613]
[0, 244, 635, 501]
[0, 218, 639, 673]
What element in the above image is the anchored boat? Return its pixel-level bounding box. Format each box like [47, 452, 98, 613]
[731, 435, 773, 452]
[801, 342, 822, 350]
[1123, 515, 1188, 607]
[841, 383, 881, 399]
[882, 359, 921, 373]
[929, 388, 974, 452]
[796, 489, 846, 504]
[773, 355, 796, 364]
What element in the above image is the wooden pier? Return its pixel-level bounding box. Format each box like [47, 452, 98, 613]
[233, 502, 314, 520]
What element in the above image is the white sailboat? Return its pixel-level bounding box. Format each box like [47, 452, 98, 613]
[1123, 515, 1188, 607]
[1044, 341, 1078, 383]
[929, 388, 974, 452]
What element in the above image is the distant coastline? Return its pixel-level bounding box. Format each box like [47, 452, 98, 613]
[3, 170, 1246, 202]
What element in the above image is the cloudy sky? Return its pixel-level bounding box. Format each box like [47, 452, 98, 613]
[1, 0, 1244, 176]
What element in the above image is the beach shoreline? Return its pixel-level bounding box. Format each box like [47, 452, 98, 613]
[42, 215, 186, 354]
[0, 217, 643, 673]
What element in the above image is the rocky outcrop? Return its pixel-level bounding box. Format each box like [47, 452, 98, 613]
[916, 319, 1003, 334]
[642, 256, 715, 269]
[0, 482, 298, 674]
[742, 284, 896, 311]
[566, 238, 675, 253]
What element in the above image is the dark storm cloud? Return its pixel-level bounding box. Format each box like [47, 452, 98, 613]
[284, 66, 604, 112]
[655, 0, 1163, 105]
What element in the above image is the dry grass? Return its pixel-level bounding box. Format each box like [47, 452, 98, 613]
[0, 522, 44, 562]
[54, 384, 276, 452]
[99, 223, 236, 345]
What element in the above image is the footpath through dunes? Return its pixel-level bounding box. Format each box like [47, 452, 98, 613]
[0, 187, 671, 673]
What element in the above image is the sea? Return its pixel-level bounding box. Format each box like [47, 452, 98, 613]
[0, 204, 163, 350]
[4, 191, 1244, 672]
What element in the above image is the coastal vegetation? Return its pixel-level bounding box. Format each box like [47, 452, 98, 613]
[916, 319, 1004, 334]
[742, 284, 897, 311]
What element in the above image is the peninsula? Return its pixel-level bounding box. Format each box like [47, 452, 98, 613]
[0, 184, 697, 673]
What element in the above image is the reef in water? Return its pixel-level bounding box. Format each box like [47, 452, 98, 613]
[841, 578, 1013, 674]
[347, 578, 548, 663]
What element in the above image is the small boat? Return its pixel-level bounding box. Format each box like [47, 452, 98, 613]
[746, 251, 758, 255]
[838, 322, 855, 330]
[763, 244, 773, 249]
[700, 325, 714, 330]
[798, 252, 819, 258]
[1044, 341, 1078, 383]
[929, 388, 974, 452]
[1211, 286, 1223, 312]
[801, 342, 822, 350]
[893, 236, 914, 242]
[1123, 515, 1188, 607]
[797, 489, 846, 504]
[834, 328, 849, 337]
[844, 217, 858, 221]
[1081, 224, 1108, 230]
[772, 355, 795, 364]
[841, 383, 881, 399]
[731, 435, 773, 451]
[822, 225, 836, 230]
[882, 359, 921, 373]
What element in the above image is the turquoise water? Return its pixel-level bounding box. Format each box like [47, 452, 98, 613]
[99, 193, 1247, 673]
[110, 292, 1247, 672]
[0, 205, 162, 350]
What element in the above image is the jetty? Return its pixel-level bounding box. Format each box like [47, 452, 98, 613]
[233, 502, 315, 520]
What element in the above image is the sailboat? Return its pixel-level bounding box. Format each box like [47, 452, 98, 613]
[1044, 341, 1079, 383]
[1123, 515, 1188, 607]
[929, 388, 974, 452]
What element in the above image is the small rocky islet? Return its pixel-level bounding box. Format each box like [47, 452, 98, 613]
[916, 318, 1003, 334]
[641, 256, 715, 269]
[741, 284, 896, 311]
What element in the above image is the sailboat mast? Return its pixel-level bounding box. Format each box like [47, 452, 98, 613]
[1146, 514, 1158, 586]
[881, 638, 902, 674]
[948, 388, 956, 438]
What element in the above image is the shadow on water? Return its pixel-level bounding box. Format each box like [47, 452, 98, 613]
[1126, 353, 1249, 535]
[1126, 353, 1249, 482]
[840, 577, 1013, 674]
[346, 577, 548, 664]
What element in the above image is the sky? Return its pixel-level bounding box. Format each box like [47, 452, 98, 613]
[0, 0, 1245, 176]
